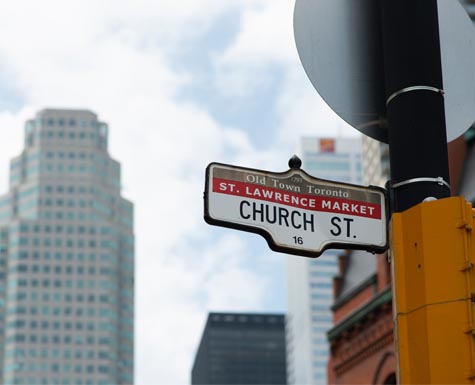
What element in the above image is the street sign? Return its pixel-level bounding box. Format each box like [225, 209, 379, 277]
[204, 162, 388, 258]
[294, 0, 475, 143]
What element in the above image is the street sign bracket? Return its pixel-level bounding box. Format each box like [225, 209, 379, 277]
[390, 176, 451, 191]
[386, 85, 444, 106]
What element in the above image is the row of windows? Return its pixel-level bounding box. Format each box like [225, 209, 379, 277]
[9, 291, 115, 304]
[10, 152, 107, 172]
[17, 223, 117, 236]
[40, 163, 117, 176]
[6, 333, 114, 345]
[10, 251, 119, 263]
[305, 160, 354, 172]
[312, 338, 328, 345]
[6, 347, 118, 360]
[45, 151, 108, 162]
[310, 293, 333, 300]
[40, 117, 101, 128]
[14, 151, 114, 167]
[43, 184, 116, 197]
[26, 184, 106, 195]
[311, 304, 330, 312]
[311, 316, 332, 323]
[13, 289, 132, 304]
[7, 303, 133, 320]
[7, 301, 120, 316]
[9, 279, 118, 291]
[11, 237, 117, 250]
[41, 131, 100, 140]
[304, 150, 352, 158]
[313, 372, 326, 381]
[35, 198, 97, 208]
[310, 282, 333, 289]
[312, 361, 327, 368]
[11, 166, 119, 189]
[5, 332, 133, 349]
[14, 193, 125, 210]
[5, 362, 113, 375]
[6, 306, 118, 319]
[12, 185, 129, 212]
[9, 264, 116, 276]
[7, 319, 116, 332]
[312, 348, 329, 357]
[5, 377, 116, 385]
[310, 270, 337, 277]
[13, 202, 129, 224]
[16, 163, 118, 181]
[14, 210, 124, 223]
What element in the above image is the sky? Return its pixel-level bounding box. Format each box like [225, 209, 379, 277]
[0, 1, 358, 384]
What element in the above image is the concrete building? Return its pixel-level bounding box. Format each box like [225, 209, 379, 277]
[192, 312, 287, 385]
[286, 137, 362, 385]
[0, 109, 134, 385]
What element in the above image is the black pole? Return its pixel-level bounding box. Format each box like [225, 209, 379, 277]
[380, 0, 451, 213]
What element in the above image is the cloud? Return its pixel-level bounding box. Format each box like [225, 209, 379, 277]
[0, 0, 359, 384]
[213, 0, 296, 98]
[137, 233, 270, 384]
[211, 0, 359, 147]
[274, 67, 359, 148]
[0, 2, 288, 385]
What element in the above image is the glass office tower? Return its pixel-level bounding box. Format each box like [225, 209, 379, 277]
[0, 109, 134, 385]
[286, 137, 362, 385]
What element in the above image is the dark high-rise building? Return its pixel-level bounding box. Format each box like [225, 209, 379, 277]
[192, 312, 287, 385]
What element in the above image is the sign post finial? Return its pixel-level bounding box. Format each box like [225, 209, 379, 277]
[288, 155, 302, 170]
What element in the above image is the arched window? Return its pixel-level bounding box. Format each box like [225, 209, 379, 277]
[373, 352, 396, 384]
[383, 373, 396, 385]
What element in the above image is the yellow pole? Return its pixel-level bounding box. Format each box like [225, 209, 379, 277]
[391, 196, 475, 384]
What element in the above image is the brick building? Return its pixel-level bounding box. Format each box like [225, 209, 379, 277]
[327, 250, 394, 385]
[327, 129, 475, 384]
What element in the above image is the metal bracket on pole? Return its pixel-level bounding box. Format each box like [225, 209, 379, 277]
[387, 177, 451, 213]
[391, 176, 451, 191]
[386, 86, 445, 106]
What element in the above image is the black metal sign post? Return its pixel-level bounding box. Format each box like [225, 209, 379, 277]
[293, 0, 475, 383]
[380, 2, 475, 384]
[381, 0, 450, 211]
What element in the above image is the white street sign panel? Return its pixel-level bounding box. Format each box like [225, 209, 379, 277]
[204, 163, 388, 258]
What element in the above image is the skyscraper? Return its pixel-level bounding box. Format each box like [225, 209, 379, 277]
[0, 109, 134, 385]
[286, 137, 363, 385]
[192, 312, 287, 385]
